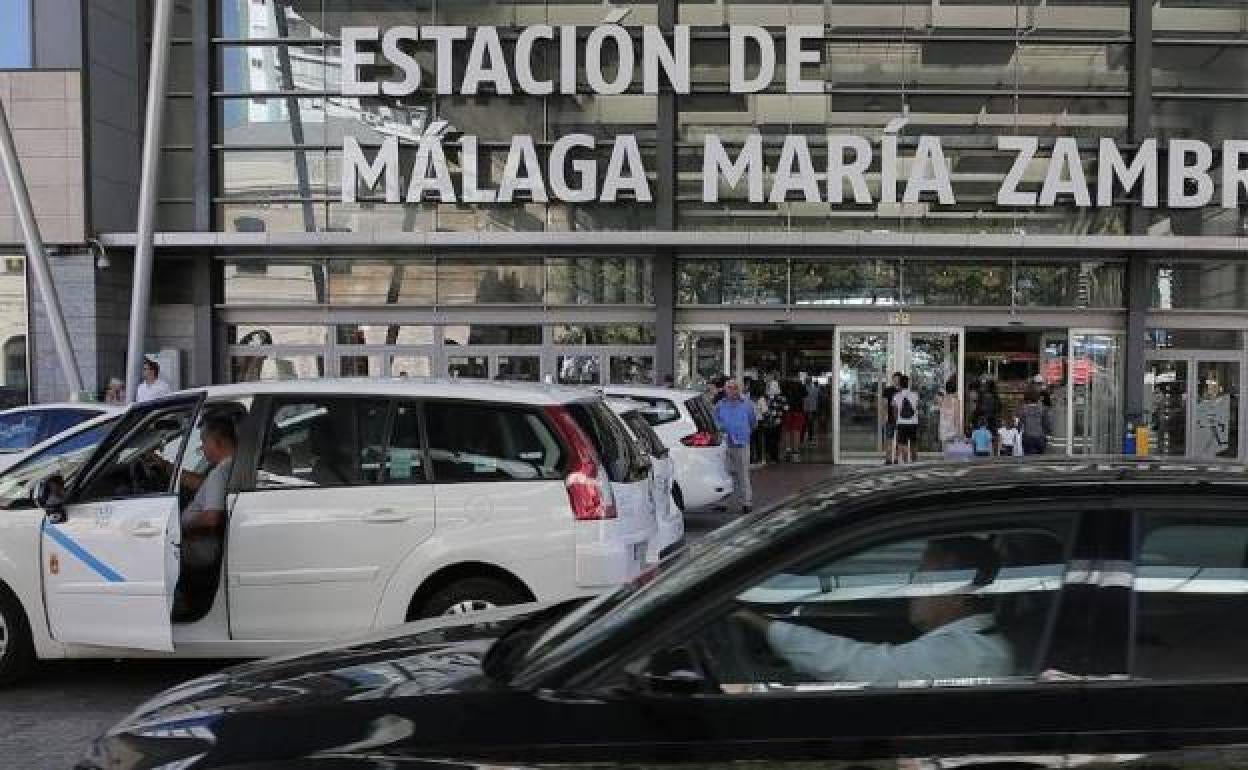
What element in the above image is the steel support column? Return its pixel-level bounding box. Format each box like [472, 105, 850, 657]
[654, 0, 678, 382]
[125, 0, 174, 403]
[0, 100, 85, 398]
[1123, 0, 1154, 428]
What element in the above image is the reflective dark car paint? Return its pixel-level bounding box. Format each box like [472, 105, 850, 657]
[80, 461, 1248, 770]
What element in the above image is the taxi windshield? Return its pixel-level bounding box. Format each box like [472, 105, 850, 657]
[0, 418, 118, 509]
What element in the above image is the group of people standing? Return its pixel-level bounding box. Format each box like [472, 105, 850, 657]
[939, 378, 1055, 460]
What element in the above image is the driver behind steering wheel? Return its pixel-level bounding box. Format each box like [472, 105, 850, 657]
[733, 536, 1013, 685]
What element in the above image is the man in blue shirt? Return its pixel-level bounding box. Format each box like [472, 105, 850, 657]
[715, 380, 757, 513]
[971, 418, 994, 458]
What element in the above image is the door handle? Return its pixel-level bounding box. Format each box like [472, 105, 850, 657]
[131, 522, 162, 538]
[364, 508, 411, 523]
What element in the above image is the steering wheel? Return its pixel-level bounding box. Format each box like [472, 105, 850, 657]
[699, 608, 788, 687]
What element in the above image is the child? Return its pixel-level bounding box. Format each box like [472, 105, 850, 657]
[971, 418, 994, 458]
[998, 415, 1023, 458]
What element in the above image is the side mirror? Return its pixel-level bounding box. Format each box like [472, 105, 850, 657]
[33, 475, 67, 523]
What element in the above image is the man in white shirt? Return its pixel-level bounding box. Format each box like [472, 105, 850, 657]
[891, 374, 920, 464]
[734, 536, 1013, 685]
[135, 358, 173, 403]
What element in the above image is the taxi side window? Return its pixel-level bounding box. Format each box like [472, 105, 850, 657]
[1133, 515, 1248, 681]
[76, 406, 196, 503]
[257, 397, 388, 489]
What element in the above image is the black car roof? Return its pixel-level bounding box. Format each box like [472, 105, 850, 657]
[770, 458, 1248, 520]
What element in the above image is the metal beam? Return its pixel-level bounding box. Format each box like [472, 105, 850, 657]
[654, 0, 678, 382]
[125, 0, 174, 403]
[0, 99, 85, 398]
[1123, 0, 1154, 429]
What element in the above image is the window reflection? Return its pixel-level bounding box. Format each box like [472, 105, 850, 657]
[1153, 263, 1248, 311]
[552, 325, 656, 345]
[793, 261, 900, 306]
[547, 258, 654, 305]
[443, 326, 542, 346]
[905, 262, 1013, 307]
[437, 260, 543, 305]
[0, 258, 28, 407]
[327, 261, 435, 305]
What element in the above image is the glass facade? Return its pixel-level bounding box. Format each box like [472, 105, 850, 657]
[136, 1, 1248, 461]
[678, 259, 1125, 308]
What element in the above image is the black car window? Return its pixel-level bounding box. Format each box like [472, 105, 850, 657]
[426, 401, 564, 483]
[257, 398, 386, 489]
[622, 411, 668, 458]
[568, 401, 645, 483]
[642, 514, 1079, 693]
[1133, 513, 1248, 681]
[609, 395, 679, 427]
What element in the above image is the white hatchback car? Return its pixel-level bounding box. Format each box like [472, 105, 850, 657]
[608, 400, 683, 563]
[603, 385, 733, 512]
[0, 380, 651, 684]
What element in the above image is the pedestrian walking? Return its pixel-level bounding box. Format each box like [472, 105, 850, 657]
[715, 380, 757, 513]
[764, 385, 787, 463]
[882, 372, 902, 464]
[802, 377, 820, 446]
[998, 414, 1023, 457]
[892, 375, 919, 464]
[1019, 387, 1053, 455]
[937, 378, 962, 451]
[971, 418, 995, 457]
[750, 381, 769, 465]
[135, 358, 173, 403]
[782, 379, 806, 461]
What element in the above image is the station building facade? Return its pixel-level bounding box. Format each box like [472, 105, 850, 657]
[3, 0, 1248, 462]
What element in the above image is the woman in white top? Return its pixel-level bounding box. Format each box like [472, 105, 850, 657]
[937, 379, 962, 449]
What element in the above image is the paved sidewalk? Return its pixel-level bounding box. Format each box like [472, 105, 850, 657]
[684, 461, 848, 533]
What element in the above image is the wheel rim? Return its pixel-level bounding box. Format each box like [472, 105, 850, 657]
[443, 599, 497, 616]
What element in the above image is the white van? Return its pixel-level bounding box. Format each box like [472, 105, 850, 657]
[0, 380, 650, 684]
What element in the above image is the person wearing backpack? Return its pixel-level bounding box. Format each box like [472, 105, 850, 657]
[1018, 387, 1053, 455]
[892, 375, 920, 464]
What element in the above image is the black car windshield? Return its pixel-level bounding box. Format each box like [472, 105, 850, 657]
[521, 502, 817, 672]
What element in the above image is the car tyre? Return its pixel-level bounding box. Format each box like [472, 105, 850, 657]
[0, 588, 35, 687]
[418, 577, 528, 619]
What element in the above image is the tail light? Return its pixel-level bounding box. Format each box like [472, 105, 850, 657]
[681, 431, 721, 447]
[544, 406, 618, 521]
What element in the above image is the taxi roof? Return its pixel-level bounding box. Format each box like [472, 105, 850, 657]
[159, 378, 604, 407]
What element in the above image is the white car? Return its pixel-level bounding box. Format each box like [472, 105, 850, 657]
[0, 403, 120, 472]
[603, 385, 733, 512]
[608, 400, 684, 563]
[0, 380, 652, 684]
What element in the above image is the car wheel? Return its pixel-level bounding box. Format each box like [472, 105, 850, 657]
[418, 577, 528, 619]
[0, 589, 35, 686]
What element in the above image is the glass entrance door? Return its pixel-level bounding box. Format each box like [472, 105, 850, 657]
[1146, 356, 1242, 460]
[834, 327, 963, 462]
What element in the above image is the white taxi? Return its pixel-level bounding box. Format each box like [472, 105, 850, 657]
[0, 380, 651, 684]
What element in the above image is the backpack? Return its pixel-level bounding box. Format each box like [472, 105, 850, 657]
[899, 394, 915, 420]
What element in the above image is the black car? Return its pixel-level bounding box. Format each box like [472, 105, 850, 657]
[82, 460, 1248, 769]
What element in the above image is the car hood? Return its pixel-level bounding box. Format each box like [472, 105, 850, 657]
[81, 604, 553, 770]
